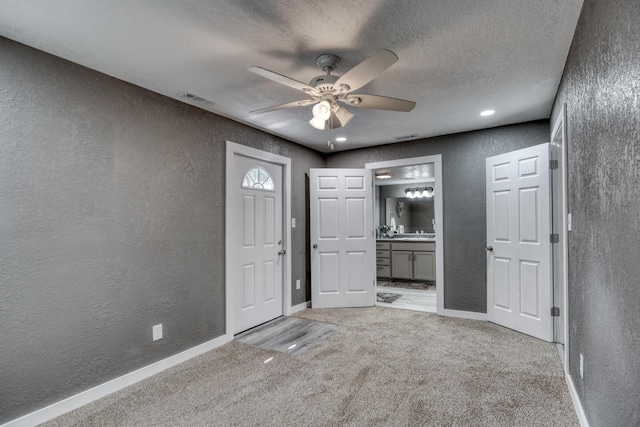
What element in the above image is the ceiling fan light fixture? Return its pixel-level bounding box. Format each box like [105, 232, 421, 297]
[312, 100, 331, 121]
[309, 116, 326, 130]
[331, 105, 354, 128]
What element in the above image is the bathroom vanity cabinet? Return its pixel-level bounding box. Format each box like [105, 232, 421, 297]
[376, 240, 435, 281]
[375, 241, 391, 278]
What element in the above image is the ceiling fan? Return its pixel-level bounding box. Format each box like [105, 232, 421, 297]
[248, 50, 416, 130]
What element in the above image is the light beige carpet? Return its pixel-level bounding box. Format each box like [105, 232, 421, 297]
[43, 307, 578, 426]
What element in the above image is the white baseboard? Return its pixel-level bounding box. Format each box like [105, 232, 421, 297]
[291, 301, 310, 314]
[2, 334, 230, 427]
[440, 308, 488, 321]
[566, 373, 590, 427]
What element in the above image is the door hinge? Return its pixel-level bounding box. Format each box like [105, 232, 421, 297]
[551, 307, 560, 317]
[550, 233, 559, 243]
[550, 159, 559, 170]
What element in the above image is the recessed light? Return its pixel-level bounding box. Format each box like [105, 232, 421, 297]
[480, 110, 495, 116]
[335, 137, 347, 142]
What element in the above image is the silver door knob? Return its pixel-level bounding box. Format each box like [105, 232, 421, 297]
[278, 249, 286, 255]
[313, 244, 318, 249]
[486, 246, 493, 252]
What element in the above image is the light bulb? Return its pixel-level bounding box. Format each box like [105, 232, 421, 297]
[309, 117, 325, 130]
[312, 100, 331, 121]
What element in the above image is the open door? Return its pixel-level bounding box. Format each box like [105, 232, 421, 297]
[486, 143, 553, 341]
[310, 168, 375, 308]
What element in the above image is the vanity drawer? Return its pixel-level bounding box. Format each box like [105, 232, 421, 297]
[376, 265, 391, 277]
[391, 242, 435, 252]
[376, 250, 390, 257]
[377, 257, 391, 266]
[376, 241, 391, 250]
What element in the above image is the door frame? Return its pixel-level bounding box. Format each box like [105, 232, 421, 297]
[366, 155, 445, 315]
[551, 104, 570, 371]
[225, 141, 292, 340]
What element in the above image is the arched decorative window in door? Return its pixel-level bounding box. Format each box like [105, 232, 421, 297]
[241, 166, 274, 191]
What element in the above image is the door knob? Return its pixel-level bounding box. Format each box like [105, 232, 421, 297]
[486, 246, 493, 252]
[278, 249, 286, 255]
[313, 244, 318, 249]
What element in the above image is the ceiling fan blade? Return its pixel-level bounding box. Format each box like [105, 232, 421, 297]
[327, 106, 354, 129]
[250, 98, 318, 114]
[248, 66, 319, 95]
[342, 94, 416, 112]
[333, 50, 398, 93]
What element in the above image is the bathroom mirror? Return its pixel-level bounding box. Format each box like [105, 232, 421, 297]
[384, 196, 435, 233]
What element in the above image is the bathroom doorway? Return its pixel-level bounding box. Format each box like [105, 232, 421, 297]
[365, 156, 443, 314]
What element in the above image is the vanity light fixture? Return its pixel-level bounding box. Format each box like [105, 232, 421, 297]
[405, 186, 433, 198]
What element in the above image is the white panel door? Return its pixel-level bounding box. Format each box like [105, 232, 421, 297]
[231, 154, 284, 333]
[486, 143, 552, 341]
[310, 169, 375, 308]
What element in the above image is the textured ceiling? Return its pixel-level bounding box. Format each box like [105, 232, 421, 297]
[0, 0, 583, 152]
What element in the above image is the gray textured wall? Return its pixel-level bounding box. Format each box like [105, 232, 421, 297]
[326, 122, 549, 312]
[550, 0, 640, 425]
[0, 37, 323, 422]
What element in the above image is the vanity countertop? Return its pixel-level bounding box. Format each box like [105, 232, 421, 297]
[377, 236, 436, 242]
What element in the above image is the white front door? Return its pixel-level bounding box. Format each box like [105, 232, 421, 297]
[486, 143, 552, 341]
[310, 168, 375, 308]
[230, 154, 284, 333]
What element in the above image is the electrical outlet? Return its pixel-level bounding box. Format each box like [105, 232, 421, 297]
[153, 324, 163, 341]
[567, 213, 572, 231]
[580, 353, 584, 379]
[292, 218, 296, 228]
[296, 279, 301, 290]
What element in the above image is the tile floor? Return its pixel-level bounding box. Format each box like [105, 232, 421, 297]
[376, 285, 437, 313]
[235, 316, 338, 355]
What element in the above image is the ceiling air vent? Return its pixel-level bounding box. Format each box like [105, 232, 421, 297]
[394, 134, 418, 141]
[178, 92, 216, 107]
